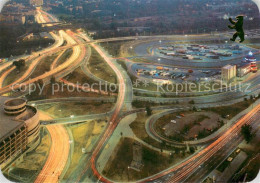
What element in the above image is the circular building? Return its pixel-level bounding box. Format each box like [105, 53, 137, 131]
[0, 97, 40, 170]
[4, 98, 27, 115]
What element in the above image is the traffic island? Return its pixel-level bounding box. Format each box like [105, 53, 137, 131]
[102, 137, 190, 182]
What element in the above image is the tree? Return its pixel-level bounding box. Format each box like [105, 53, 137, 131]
[241, 124, 253, 143]
[146, 106, 152, 116]
[13, 59, 25, 71]
[189, 147, 195, 154]
[189, 100, 195, 104]
[250, 95, 254, 101]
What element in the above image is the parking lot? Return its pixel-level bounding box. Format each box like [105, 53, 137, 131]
[153, 43, 252, 62]
[131, 63, 221, 83]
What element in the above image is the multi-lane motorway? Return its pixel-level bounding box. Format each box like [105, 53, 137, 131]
[138, 104, 260, 183]
[34, 125, 70, 183]
[1, 7, 260, 183]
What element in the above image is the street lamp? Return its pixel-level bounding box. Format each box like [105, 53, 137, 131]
[127, 166, 130, 181]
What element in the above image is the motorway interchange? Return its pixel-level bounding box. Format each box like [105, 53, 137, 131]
[1, 8, 260, 183]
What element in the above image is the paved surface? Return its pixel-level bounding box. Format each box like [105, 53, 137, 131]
[135, 104, 260, 182]
[216, 151, 247, 183]
[34, 125, 70, 183]
[145, 99, 260, 146]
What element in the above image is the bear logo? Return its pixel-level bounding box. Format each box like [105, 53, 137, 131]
[228, 15, 245, 43]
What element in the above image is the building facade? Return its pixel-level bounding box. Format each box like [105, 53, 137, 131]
[0, 97, 40, 170]
[237, 63, 251, 77]
[221, 64, 237, 83]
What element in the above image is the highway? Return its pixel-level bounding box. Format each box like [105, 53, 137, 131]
[0, 31, 64, 88]
[70, 31, 129, 182]
[34, 125, 70, 183]
[2, 7, 260, 183]
[145, 99, 260, 147]
[134, 103, 260, 182]
[0, 10, 88, 95]
[41, 12, 260, 183]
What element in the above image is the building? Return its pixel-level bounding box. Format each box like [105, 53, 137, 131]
[244, 51, 256, 62]
[250, 61, 258, 73]
[221, 64, 236, 82]
[29, 0, 43, 7]
[237, 63, 251, 77]
[0, 2, 31, 25]
[0, 97, 40, 170]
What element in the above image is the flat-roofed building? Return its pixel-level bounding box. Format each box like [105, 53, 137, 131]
[237, 63, 251, 77]
[0, 97, 40, 170]
[221, 64, 237, 83]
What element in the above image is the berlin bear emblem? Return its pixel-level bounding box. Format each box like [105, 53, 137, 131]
[228, 15, 245, 43]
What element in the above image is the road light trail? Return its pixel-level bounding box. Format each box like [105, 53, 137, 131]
[34, 125, 70, 183]
[135, 104, 260, 182]
[74, 32, 126, 183]
[0, 41, 82, 95]
[0, 31, 63, 89]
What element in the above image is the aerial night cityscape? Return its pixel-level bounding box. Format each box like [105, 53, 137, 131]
[0, 0, 260, 183]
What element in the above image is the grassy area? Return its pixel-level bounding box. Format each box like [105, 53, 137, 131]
[3, 59, 33, 87]
[7, 127, 51, 182]
[231, 131, 260, 182]
[100, 41, 130, 57]
[66, 67, 97, 85]
[205, 99, 255, 119]
[103, 137, 190, 181]
[28, 53, 60, 79]
[37, 101, 113, 118]
[66, 67, 118, 93]
[232, 153, 260, 182]
[129, 112, 186, 151]
[63, 120, 106, 179]
[26, 81, 109, 101]
[88, 47, 117, 84]
[56, 48, 73, 66]
[131, 100, 176, 108]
